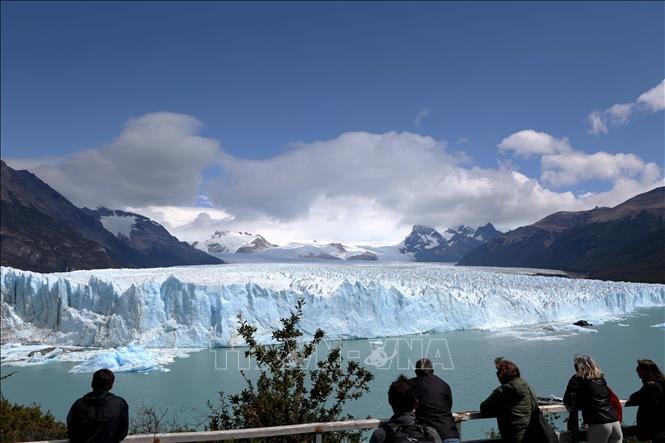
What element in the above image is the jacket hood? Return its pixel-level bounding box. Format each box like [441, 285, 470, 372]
[82, 390, 115, 407]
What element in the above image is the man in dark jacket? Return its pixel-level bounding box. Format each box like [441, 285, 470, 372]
[67, 369, 129, 443]
[370, 375, 442, 443]
[409, 358, 460, 443]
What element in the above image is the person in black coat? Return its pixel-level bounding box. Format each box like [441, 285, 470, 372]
[626, 359, 665, 443]
[563, 355, 622, 443]
[67, 369, 129, 443]
[409, 358, 460, 443]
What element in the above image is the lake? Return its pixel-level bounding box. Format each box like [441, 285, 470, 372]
[1, 306, 663, 440]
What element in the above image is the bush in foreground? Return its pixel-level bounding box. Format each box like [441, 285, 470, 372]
[0, 395, 67, 442]
[207, 298, 374, 442]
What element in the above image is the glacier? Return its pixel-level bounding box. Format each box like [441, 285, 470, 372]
[1, 263, 664, 351]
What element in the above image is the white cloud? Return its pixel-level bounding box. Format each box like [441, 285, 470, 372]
[9, 112, 221, 208]
[587, 111, 608, 135]
[414, 107, 431, 127]
[587, 79, 665, 134]
[637, 79, 665, 112]
[497, 129, 572, 157]
[499, 129, 661, 188]
[5, 113, 661, 244]
[541, 151, 659, 187]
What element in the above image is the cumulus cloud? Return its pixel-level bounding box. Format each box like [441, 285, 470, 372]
[9, 112, 221, 208]
[541, 152, 659, 187]
[4, 112, 661, 244]
[500, 129, 661, 188]
[498, 130, 572, 157]
[587, 79, 665, 134]
[414, 107, 431, 127]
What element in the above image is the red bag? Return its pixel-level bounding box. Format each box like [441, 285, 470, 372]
[607, 386, 623, 422]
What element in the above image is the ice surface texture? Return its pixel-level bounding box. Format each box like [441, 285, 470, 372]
[1, 263, 664, 348]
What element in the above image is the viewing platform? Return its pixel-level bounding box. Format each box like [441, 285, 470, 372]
[26, 401, 636, 443]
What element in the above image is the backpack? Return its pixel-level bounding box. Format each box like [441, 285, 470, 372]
[381, 422, 438, 443]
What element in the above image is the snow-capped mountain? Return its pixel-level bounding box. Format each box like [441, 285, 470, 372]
[192, 230, 380, 261]
[0, 160, 221, 272]
[254, 242, 379, 261]
[191, 231, 277, 254]
[400, 223, 500, 262]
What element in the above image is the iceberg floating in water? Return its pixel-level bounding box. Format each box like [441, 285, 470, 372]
[69, 345, 167, 373]
[1, 263, 664, 349]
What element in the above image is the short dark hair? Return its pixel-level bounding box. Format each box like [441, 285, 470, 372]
[388, 375, 416, 414]
[637, 359, 665, 382]
[495, 358, 520, 384]
[415, 358, 434, 376]
[91, 369, 115, 392]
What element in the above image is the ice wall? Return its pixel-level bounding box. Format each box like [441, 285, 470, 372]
[1, 264, 664, 348]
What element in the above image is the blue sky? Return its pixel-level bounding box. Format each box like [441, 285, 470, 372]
[2, 2, 664, 243]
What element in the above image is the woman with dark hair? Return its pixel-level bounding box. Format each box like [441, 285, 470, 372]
[563, 355, 622, 443]
[626, 359, 665, 443]
[480, 357, 535, 443]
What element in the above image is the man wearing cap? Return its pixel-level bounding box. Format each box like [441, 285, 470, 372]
[409, 358, 461, 443]
[67, 368, 129, 443]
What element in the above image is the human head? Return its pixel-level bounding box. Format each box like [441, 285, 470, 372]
[91, 369, 115, 392]
[495, 357, 520, 384]
[415, 358, 434, 376]
[636, 359, 665, 382]
[388, 375, 417, 414]
[573, 355, 602, 379]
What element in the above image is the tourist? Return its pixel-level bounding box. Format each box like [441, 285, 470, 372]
[479, 357, 534, 443]
[409, 357, 460, 443]
[563, 355, 622, 443]
[67, 368, 129, 443]
[626, 359, 665, 443]
[370, 374, 442, 443]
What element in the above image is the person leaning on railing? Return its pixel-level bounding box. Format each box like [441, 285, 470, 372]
[410, 357, 461, 443]
[479, 357, 535, 443]
[626, 359, 665, 443]
[563, 355, 622, 443]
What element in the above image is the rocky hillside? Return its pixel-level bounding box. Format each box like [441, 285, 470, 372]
[458, 187, 665, 283]
[0, 160, 221, 272]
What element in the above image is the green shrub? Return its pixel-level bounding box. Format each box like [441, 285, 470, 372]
[0, 396, 68, 442]
[207, 298, 374, 442]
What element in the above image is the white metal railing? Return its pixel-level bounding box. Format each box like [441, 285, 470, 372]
[23, 401, 632, 443]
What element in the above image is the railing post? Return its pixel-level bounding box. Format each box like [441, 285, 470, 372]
[315, 432, 323, 443]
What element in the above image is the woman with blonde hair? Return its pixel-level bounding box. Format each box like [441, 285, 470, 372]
[564, 355, 622, 443]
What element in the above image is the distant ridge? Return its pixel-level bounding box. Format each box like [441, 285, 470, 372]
[458, 187, 665, 283]
[399, 223, 500, 262]
[0, 160, 222, 272]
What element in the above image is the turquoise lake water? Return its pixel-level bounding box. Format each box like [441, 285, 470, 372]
[1, 307, 663, 440]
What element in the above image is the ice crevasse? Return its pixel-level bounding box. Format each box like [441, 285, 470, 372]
[1, 263, 664, 348]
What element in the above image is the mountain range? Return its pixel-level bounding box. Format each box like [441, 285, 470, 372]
[0, 160, 221, 272]
[399, 223, 500, 261]
[1, 159, 662, 283]
[459, 187, 665, 283]
[192, 230, 380, 261]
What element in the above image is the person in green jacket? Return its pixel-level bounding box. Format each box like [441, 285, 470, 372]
[480, 357, 535, 443]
